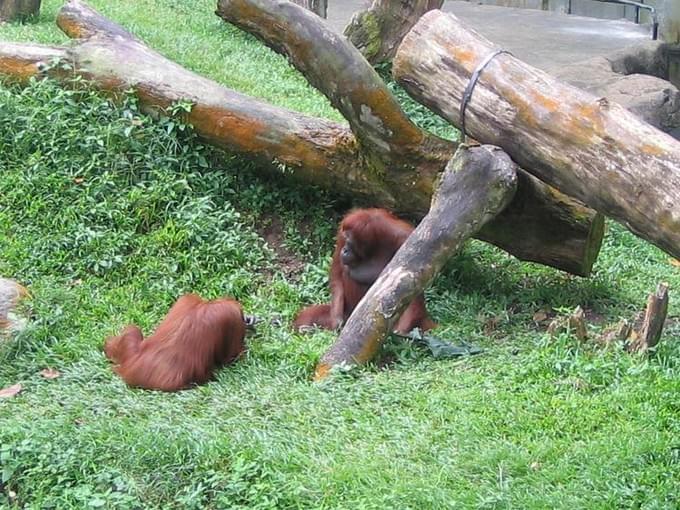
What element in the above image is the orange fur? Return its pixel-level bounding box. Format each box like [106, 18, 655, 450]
[294, 208, 435, 334]
[104, 294, 246, 392]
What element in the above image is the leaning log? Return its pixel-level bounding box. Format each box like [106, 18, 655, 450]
[0, 0, 602, 275]
[394, 10, 680, 260]
[343, 0, 444, 64]
[315, 145, 517, 380]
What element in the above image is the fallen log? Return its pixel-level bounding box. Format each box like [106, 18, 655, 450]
[315, 144, 517, 380]
[343, 0, 444, 65]
[0, 0, 602, 275]
[394, 10, 680, 260]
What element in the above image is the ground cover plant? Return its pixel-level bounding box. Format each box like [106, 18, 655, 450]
[1, 1, 679, 508]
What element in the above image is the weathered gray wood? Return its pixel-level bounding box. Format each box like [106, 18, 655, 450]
[0, 0, 40, 21]
[216, 0, 602, 276]
[343, 0, 443, 64]
[0, 0, 604, 275]
[627, 283, 669, 353]
[394, 10, 680, 260]
[290, 0, 326, 18]
[217, 0, 451, 175]
[315, 145, 517, 380]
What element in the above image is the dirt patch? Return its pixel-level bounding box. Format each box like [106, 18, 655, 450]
[258, 214, 306, 279]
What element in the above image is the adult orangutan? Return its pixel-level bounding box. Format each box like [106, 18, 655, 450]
[294, 208, 435, 333]
[104, 294, 246, 392]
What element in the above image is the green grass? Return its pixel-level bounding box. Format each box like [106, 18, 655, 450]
[1, 2, 679, 509]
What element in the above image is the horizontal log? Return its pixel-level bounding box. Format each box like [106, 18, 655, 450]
[394, 10, 680, 259]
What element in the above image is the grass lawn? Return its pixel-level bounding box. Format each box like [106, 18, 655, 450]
[1, 1, 679, 508]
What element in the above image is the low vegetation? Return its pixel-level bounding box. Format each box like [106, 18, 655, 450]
[0, 1, 678, 508]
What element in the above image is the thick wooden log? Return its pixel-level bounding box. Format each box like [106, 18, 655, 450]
[0, 0, 603, 275]
[394, 11, 680, 260]
[0, 0, 40, 21]
[315, 145, 517, 380]
[216, 0, 601, 275]
[343, 0, 444, 64]
[217, 0, 451, 174]
[290, 0, 326, 18]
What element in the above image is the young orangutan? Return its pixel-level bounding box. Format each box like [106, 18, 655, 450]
[294, 208, 435, 334]
[104, 294, 246, 392]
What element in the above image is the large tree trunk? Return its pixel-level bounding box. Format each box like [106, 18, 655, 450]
[394, 10, 680, 260]
[315, 145, 517, 380]
[343, 0, 443, 65]
[0, 0, 40, 21]
[0, 0, 603, 275]
[290, 0, 326, 18]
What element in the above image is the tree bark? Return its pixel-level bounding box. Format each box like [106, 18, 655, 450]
[0, 0, 40, 21]
[343, 0, 444, 65]
[0, 0, 603, 275]
[315, 145, 517, 380]
[394, 10, 680, 260]
[626, 283, 669, 353]
[217, 0, 602, 276]
[289, 0, 326, 18]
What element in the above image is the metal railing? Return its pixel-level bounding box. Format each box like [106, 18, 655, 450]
[567, 0, 658, 39]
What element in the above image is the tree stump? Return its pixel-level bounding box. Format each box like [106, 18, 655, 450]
[0, 0, 40, 21]
[344, 0, 443, 64]
[627, 283, 670, 353]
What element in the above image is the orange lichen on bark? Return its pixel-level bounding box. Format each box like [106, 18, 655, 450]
[56, 16, 88, 39]
[190, 105, 276, 154]
[639, 143, 665, 157]
[443, 42, 476, 68]
[529, 90, 560, 114]
[0, 58, 41, 83]
[313, 363, 331, 381]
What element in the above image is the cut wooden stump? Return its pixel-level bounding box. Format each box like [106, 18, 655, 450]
[627, 283, 670, 353]
[394, 10, 680, 260]
[315, 144, 517, 380]
[0, 0, 40, 22]
[547, 306, 588, 341]
[344, 0, 443, 64]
